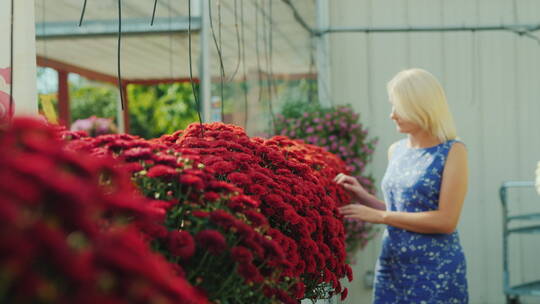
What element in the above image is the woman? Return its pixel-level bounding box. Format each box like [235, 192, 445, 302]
[335, 68, 468, 303]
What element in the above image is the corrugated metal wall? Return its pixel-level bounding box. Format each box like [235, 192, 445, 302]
[328, 1, 540, 303]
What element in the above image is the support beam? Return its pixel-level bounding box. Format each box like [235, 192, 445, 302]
[0, 0, 38, 117]
[126, 78, 198, 85]
[318, 24, 540, 35]
[38, 56, 197, 86]
[36, 17, 201, 40]
[38, 56, 117, 84]
[199, 0, 212, 123]
[315, 0, 331, 107]
[57, 70, 70, 127]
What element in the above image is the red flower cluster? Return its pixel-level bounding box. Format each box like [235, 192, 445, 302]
[0, 118, 205, 304]
[65, 128, 295, 303]
[275, 105, 379, 262]
[158, 122, 353, 300]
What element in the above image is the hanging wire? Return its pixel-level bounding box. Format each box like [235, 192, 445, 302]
[280, 0, 316, 36]
[267, 0, 276, 130]
[240, 0, 248, 128]
[307, 46, 316, 103]
[151, 0, 158, 25]
[208, 0, 226, 122]
[9, 0, 14, 115]
[261, 0, 275, 134]
[254, 0, 263, 106]
[227, 0, 242, 82]
[78, 0, 88, 26]
[218, 0, 225, 121]
[218, 1, 223, 59]
[168, 0, 173, 78]
[268, 0, 277, 97]
[208, 1, 225, 78]
[41, 0, 51, 110]
[42, 0, 47, 57]
[188, 0, 204, 134]
[117, 0, 125, 110]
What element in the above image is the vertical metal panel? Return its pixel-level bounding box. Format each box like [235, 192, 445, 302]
[0, 0, 38, 116]
[331, 1, 540, 303]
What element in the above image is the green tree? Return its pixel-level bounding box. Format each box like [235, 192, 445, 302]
[128, 83, 199, 139]
[70, 85, 118, 123]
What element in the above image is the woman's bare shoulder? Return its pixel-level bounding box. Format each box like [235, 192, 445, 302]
[387, 140, 402, 161]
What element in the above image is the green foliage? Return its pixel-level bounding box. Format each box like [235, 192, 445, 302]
[278, 98, 321, 120]
[70, 85, 118, 123]
[128, 83, 199, 139]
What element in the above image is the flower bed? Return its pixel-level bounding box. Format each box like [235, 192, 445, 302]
[275, 103, 379, 262]
[65, 130, 298, 303]
[158, 123, 352, 300]
[0, 118, 204, 304]
[0, 118, 352, 303]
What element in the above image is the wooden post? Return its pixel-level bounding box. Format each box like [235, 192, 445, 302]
[57, 70, 70, 127]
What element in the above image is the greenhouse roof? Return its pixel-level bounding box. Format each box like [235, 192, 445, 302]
[34, 0, 316, 83]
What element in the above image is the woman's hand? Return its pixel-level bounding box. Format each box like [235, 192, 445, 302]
[333, 173, 370, 201]
[338, 204, 386, 224]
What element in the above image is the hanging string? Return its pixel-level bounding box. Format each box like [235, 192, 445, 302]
[307, 47, 316, 103]
[9, 0, 14, 116]
[208, 0, 225, 122]
[188, 0, 204, 134]
[218, 1, 223, 62]
[41, 0, 51, 107]
[261, 1, 275, 134]
[117, 0, 125, 110]
[227, 0, 242, 82]
[42, 0, 47, 57]
[78, 0, 88, 26]
[167, 0, 173, 78]
[240, 0, 248, 128]
[208, 1, 225, 79]
[268, 0, 277, 96]
[151, 0, 158, 25]
[254, 0, 263, 107]
[267, 0, 276, 132]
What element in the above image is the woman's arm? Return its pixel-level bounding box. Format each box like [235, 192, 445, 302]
[334, 174, 386, 210]
[334, 142, 401, 211]
[339, 142, 468, 234]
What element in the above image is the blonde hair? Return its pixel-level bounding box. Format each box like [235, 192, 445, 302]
[387, 68, 457, 142]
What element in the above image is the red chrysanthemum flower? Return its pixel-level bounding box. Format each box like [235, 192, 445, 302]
[231, 246, 253, 264]
[195, 230, 227, 254]
[179, 174, 205, 190]
[341, 287, 348, 300]
[168, 230, 196, 259]
[147, 164, 177, 178]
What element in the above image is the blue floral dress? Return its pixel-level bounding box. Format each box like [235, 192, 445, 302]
[374, 139, 468, 304]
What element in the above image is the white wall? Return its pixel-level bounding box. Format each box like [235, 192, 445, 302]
[328, 1, 540, 303]
[0, 0, 38, 116]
